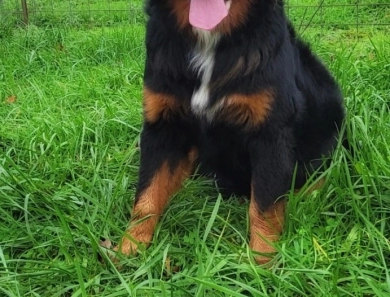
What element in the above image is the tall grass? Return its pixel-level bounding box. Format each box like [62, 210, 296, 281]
[0, 2, 389, 297]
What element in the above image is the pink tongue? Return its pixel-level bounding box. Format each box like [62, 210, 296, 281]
[189, 0, 229, 31]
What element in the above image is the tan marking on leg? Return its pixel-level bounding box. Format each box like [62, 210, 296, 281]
[115, 148, 198, 256]
[220, 90, 274, 128]
[143, 88, 186, 123]
[249, 197, 286, 264]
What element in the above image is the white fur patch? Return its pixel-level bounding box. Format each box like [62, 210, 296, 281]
[190, 29, 220, 115]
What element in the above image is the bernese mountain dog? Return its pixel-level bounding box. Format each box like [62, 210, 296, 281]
[113, 0, 345, 264]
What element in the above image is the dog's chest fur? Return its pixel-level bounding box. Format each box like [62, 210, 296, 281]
[190, 29, 221, 119]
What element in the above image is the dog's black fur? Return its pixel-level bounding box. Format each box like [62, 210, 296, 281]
[115, 0, 345, 261]
[141, 0, 344, 203]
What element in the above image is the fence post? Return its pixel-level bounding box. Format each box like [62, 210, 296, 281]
[21, 0, 28, 25]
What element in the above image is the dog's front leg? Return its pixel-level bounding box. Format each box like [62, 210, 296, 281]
[114, 88, 197, 257]
[248, 132, 294, 264]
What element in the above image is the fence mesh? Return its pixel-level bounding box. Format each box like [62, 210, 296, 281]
[1, 0, 389, 34]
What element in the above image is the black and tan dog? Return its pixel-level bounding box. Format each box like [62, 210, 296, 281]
[114, 0, 344, 264]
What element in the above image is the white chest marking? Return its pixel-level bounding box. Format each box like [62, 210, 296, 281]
[190, 30, 220, 115]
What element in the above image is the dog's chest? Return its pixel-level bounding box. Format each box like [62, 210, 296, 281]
[190, 29, 222, 119]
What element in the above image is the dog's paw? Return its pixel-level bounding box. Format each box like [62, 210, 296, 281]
[112, 237, 139, 258]
[98, 238, 120, 265]
[98, 238, 136, 267]
[250, 236, 279, 266]
[252, 253, 275, 266]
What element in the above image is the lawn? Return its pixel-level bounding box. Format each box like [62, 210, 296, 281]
[0, 1, 390, 296]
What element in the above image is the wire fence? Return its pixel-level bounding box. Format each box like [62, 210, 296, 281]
[1, 0, 389, 34]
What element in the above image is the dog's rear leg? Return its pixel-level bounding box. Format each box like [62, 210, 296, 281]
[248, 132, 293, 264]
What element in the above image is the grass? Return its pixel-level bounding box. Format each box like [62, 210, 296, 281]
[1, 1, 390, 297]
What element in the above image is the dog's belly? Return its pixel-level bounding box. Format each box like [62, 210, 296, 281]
[196, 123, 252, 197]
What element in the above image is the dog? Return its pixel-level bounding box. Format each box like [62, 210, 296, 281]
[113, 0, 345, 264]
